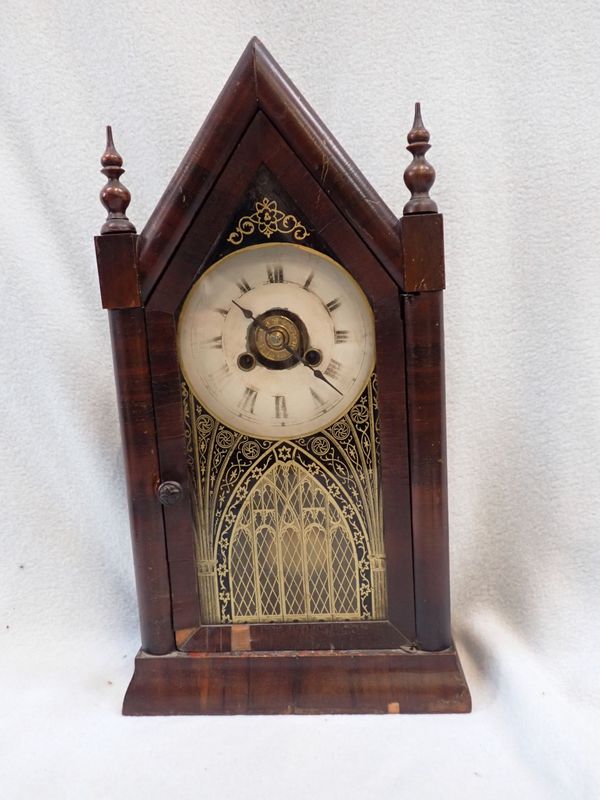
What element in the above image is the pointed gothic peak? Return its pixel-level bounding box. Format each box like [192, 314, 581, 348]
[138, 39, 401, 293]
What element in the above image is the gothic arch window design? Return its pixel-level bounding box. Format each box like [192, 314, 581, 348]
[182, 373, 387, 625]
[229, 460, 361, 622]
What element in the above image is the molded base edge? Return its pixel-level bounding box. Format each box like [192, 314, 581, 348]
[123, 646, 471, 715]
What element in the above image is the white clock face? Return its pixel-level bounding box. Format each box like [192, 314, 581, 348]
[177, 243, 375, 439]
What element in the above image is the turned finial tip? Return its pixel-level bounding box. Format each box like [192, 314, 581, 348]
[101, 125, 123, 169]
[99, 125, 136, 234]
[407, 102, 430, 145]
[403, 102, 437, 215]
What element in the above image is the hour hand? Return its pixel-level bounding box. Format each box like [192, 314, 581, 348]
[231, 299, 254, 320]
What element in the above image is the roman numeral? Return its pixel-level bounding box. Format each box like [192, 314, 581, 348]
[326, 297, 341, 313]
[310, 387, 325, 407]
[204, 335, 222, 349]
[236, 278, 251, 294]
[239, 387, 258, 414]
[334, 329, 350, 343]
[267, 264, 284, 283]
[324, 359, 341, 380]
[303, 272, 314, 290]
[275, 395, 288, 419]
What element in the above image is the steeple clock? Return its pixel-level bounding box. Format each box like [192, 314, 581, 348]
[94, 38, 471, 715]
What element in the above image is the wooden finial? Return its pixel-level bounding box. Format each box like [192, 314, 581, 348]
[403, 103, 437, 215]
[99, 126, 136, 234]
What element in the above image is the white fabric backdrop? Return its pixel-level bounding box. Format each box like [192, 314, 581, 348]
[1, 1, 599, 797]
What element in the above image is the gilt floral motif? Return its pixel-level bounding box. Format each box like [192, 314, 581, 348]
[227, 197, 310, 245]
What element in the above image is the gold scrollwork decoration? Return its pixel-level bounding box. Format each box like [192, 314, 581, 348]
[182, 372, 387, 625]
[227, 197, 310, 245]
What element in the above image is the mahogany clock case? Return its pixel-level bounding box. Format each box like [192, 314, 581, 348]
[95, 38, 471, 715]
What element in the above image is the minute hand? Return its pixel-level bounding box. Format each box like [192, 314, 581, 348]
[291, 350, 343, 396]
[231, 300, 343, 396]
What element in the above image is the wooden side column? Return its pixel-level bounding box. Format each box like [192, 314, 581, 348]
[400, 105, 451, 651]
[402, 291, 451, 651]
[95, 128, 175, 655]
[107, 305, 175, 654]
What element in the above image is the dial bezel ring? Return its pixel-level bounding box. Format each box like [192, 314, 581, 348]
[177, 242, 376, 440]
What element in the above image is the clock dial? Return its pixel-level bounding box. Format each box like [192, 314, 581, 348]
[178, 243, 375, 439]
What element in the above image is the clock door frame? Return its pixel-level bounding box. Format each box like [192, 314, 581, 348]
[145, 112, 416, 652]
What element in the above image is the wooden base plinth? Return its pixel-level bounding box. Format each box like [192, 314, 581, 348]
[123, 647, 471, 715]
